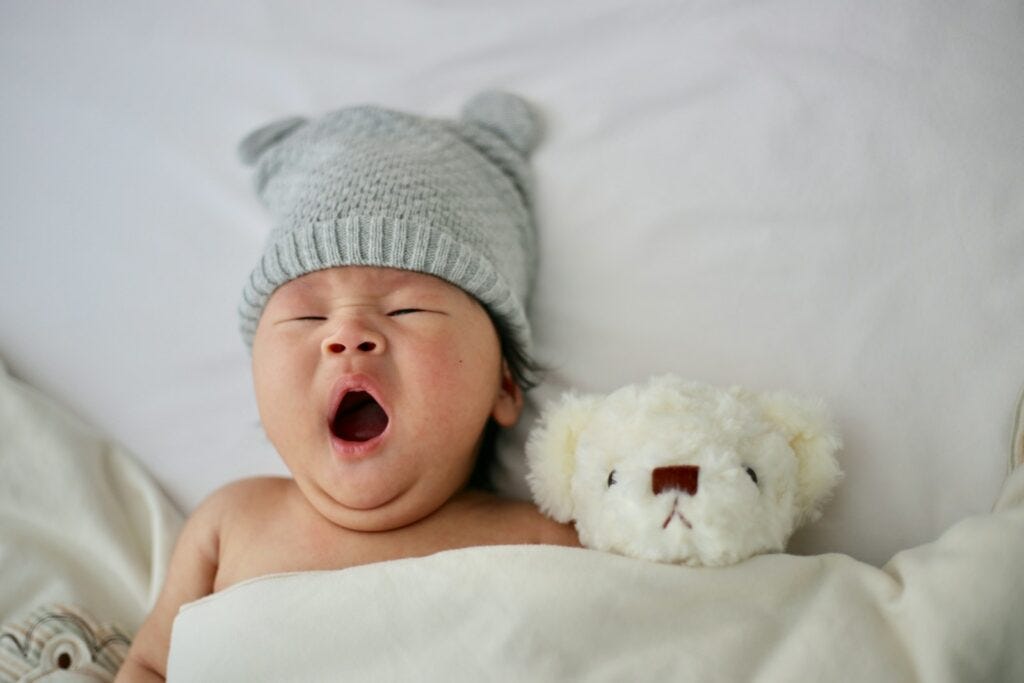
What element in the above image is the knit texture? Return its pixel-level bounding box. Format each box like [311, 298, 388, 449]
[237, 91, 542, 356]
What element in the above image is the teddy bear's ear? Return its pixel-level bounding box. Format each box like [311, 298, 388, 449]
[525, 392, 601, 523]
[755, 391, 843, 527]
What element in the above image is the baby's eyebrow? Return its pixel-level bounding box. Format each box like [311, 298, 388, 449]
[290, 278, 317, 294]
[269, 282, 319, 309]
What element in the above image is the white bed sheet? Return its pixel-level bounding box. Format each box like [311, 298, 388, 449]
[1, 0, 1022, 567]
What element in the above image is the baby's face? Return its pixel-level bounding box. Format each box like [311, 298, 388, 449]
[251, 266, 522, 531]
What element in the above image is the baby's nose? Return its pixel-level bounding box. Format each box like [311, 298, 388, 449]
[322, 324, 386, 355]
[652, 465, 699, 496]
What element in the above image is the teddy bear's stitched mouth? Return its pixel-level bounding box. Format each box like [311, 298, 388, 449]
[662, 502, 693, 530]
[331, 391, 389, 442]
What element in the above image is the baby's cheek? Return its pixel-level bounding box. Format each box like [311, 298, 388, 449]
[432, 340, 502, 399]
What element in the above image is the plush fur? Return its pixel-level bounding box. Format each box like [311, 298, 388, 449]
[526, 375, 843, 566]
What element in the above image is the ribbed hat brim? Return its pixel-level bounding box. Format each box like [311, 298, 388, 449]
[239, 216, 532, 355]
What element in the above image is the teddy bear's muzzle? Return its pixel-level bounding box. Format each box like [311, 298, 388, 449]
[652, 466, 699, 496]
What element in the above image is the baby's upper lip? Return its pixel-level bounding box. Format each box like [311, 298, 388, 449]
[326, 373, 390, 425]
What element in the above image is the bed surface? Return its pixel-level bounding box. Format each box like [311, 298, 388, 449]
[2, 0, 1023, 568]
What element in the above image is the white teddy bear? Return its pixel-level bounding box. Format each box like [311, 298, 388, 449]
[526, 375, 843, 567]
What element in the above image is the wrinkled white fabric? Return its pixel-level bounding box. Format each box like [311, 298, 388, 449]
[0, 358, 183, 634]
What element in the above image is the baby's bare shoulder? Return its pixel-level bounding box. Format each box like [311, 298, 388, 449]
[204, 476, 294, 523]
[201, 477, 311, 589]
[463, 493, 581, 548]
[176, 477, 296, 547]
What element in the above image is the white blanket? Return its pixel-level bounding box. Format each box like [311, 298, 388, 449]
[169, 469, 1024, 682]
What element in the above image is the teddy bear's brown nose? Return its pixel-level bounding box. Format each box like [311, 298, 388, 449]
[652, 466, 699, 496]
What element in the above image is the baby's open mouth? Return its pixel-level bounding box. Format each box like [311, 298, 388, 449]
[331, 391, 389, 442]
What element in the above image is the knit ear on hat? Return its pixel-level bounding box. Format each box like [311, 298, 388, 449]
[755, 391, 844, 527]
[525, 392, 601, 522]
[237, 115, 309, 166]
[461, 90, 542, 156]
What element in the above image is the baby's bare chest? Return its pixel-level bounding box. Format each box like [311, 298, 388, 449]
[212, 501, 507, 592]
[213, 514, 371, 590]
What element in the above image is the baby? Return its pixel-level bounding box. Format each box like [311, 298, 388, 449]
[118, 91, 579, 680]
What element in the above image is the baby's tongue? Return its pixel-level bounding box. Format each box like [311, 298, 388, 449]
[333, 394, 389, 442]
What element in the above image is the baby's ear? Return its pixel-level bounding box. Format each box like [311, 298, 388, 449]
[526, 392, 601, 523]
[756, 391, 843, 527]
[491, 359, 524, 428]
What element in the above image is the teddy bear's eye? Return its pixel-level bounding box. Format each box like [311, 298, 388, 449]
[745, 466, 758, 485]
[607, 470, 617, 487]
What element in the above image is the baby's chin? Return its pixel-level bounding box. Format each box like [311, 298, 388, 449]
[305, 476, 457, 532]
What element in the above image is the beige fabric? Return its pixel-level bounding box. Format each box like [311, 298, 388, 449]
[1012, 384, 1024, 473]
[0, 357, 183, 636]
[169, 467, 1024, 682]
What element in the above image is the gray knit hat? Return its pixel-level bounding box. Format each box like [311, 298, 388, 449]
[237, 90, 541, 357]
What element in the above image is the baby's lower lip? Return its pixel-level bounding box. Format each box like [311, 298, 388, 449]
[329, 428, 389, 459]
